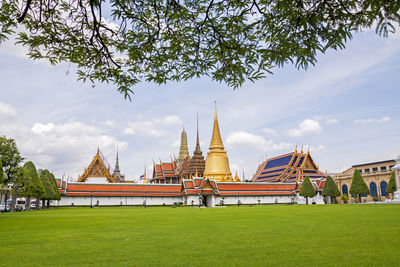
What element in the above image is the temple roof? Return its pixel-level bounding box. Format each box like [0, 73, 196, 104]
[152, 161, 178, 181]
[181, 178, 296, 196]
[252, 149, 326, 190]
[77, 149, 115, 183]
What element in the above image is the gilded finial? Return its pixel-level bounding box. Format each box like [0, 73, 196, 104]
[209, 102, 224, 150]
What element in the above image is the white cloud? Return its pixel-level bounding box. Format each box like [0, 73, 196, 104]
[31, 123, 55, 134]
[0, 102, 17, 119]
[262, 128, 276, 135]
[103, 120, 114, 127]
[326, 119, 338, 125]
[158, 115, 182, 126]
[226, 131, 292, 152]
[310, 145, 326, 152]
[353, 116, 391, 124]
[126, 115, 182, 137]
[122, 127, 135, 135]
[0, 121, 127, 178]
[287, 119, 322, 137]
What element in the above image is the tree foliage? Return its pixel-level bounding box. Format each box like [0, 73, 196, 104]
[387, 171, 397, 194]
[322, 175, 341, 197]
[24, 161, 46, 201]
[349, 169, 370, 199]
[0, 135, 23, 185]
[300, 176, 316, 198]
[0, 160, 4, 184]
[18, 161, 35, 198]
[49, 172, 61, 201]
[39, 169, 60, 200]
[1, 0, 399, 99]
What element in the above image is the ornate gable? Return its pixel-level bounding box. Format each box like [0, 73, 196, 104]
[301, 152, 318, 170]
[78, 149, 115, 183]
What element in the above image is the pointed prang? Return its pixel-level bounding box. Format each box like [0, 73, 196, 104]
[195, 113, 202, 153]
[178, 126, 189, 160]
[209, 102, 224, 150]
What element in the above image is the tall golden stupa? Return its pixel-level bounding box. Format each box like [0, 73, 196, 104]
[203, 102, 234, 182]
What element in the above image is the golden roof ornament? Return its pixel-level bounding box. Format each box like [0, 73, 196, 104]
[204, 102, 233, 182]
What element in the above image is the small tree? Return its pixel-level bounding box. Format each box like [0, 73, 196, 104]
[0, 136, 24, 212]
[39, 169, 58, 209]
[299, 176, 316, 205]
[0, 160, 4, 184]
[322, 176, 341, 204]
[49, 172, 61, 205]
[18, 162, 36, 211]
[28, 165, 45, 210]
[350, 169, 370, 203]
[387, 172, 397, 200]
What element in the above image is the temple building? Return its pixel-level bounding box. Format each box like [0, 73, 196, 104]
[151, 161, 179, 184]
[151, 116, 206, 184]
[203, 103, 234, 182]
[252, 149, 327, 204]
[112, 150, 125, 183]
[333, 159, 396, 203]
[77, 148, 126, 183]
[56, 103, 297, 207]
[177, 116, 206, 180]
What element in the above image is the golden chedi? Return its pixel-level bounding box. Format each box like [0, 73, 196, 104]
[204, 102, 233, 182]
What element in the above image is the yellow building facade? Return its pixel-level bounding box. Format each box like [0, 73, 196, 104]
[333, 160, 395, 203]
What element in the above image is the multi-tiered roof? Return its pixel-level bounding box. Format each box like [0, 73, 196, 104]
[252, 149, 326, 190]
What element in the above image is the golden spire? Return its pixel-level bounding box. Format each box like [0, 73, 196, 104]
[234, 171, 241, 182]
[204, 102, 232, 182]
[178, 126, 189, 160]
[209, 101, 224, 150]
[143, 161, 147, 184]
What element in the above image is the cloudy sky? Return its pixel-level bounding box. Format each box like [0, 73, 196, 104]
[0, 28, 399, 182]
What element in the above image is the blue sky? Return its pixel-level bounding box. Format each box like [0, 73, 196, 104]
[0, 29, 399, 182]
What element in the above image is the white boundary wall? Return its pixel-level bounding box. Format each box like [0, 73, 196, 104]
[56, 195, 182, 206]
[56, 194, 295, 207]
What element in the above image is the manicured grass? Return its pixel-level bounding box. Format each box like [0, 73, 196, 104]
[1, 205, 399, 266]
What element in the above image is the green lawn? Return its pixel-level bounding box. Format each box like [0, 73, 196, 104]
[1, 205, 399, 266]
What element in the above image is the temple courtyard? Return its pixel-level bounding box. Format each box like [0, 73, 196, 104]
[1, 205, 399, 266]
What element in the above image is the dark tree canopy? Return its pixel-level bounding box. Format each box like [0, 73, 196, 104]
[18, 161, 35, 198]
[387, 172, 397, 194]
[39, 169, 59, 200]
[322, 175, 341, 197]
[0, 0, 399, 99]
[349, 169, 370, 200]
[0, 136, 23, 185]
[299, 176, 316, 198]
[0, 160, 4, 184]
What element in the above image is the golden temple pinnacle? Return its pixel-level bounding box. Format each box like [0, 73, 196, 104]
[204, 102, 233, 182]
[209, 101, 224, 150]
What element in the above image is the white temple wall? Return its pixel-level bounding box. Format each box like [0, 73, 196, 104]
[295, 192, 325, 205]
[56, 196, 182, 206]
[215, 195, 293, 205]
[55, 194, 296, 207]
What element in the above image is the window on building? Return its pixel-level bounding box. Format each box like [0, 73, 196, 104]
[389, 165, 394, 170]
[381, 166, 387, 171]
[370, 182, 377, 196]
[342, 184, 348, 196]
[381, 181, 387, 196]
[364, 168, 370, 173]
[372, 167, 378, 172]
[358, 169, 362, 173]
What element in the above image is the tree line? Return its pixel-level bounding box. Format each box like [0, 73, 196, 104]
[0, 135, 60, 212]
[299, 169, 397, 204]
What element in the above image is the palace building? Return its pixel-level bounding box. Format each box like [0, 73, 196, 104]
[333, 159, 396, 203]
[55, 103, 299, 207]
